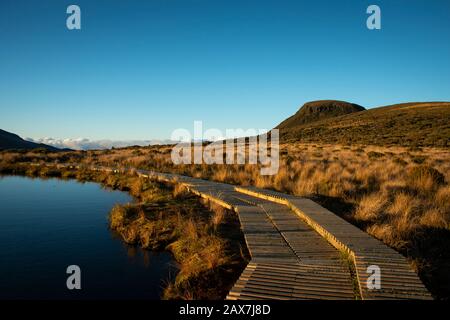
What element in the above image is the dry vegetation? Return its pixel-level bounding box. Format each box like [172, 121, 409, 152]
[1, 142, 449, 299]
[109, 188, 249, 300]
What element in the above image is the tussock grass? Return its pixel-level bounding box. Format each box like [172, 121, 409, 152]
[1, 142, 449, 298]
[367, 151, 385, 160]
[109, 194, 248, 300]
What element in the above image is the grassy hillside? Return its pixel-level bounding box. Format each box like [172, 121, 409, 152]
[278, 102, 450, 147]
[276, 100, 365, 129]
[0, 129, 60, 151]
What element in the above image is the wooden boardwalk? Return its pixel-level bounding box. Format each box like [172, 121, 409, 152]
[56, 164, 430, 299]
[134, 169, 432, 300]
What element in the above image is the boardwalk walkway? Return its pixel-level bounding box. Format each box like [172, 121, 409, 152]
[134, 169, 432, 300]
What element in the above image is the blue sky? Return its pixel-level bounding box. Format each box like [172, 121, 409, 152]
[1, 0, 450, 141]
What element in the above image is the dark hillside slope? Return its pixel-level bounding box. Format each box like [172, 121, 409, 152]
[276, 100, 365, 129]
[277, 102, 450, 147]
[0, 129, 60, 151]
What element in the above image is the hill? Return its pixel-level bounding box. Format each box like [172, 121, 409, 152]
[0, 129, 61, 151]
[276, 100, 365, 129]
[277, 101, 450, 147]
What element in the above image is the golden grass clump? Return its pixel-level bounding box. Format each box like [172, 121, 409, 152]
[173, 183, 188, 198]
[107, 186, 246, 300]
[354, 192, 388, 222]
[407, 165, 446, 194]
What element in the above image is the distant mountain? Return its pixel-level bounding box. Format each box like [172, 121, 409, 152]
[276, 101, 450, 147]
[0, 129, 61, 151]
[26, 137, 176, 150]
[276, 100, 365, 129]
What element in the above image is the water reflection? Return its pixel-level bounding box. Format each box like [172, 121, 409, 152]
[0, 176, 176, 299]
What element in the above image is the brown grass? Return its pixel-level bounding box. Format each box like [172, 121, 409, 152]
[1, 142, 449, 298]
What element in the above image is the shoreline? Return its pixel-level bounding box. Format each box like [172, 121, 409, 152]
[0, 165, 249, 300]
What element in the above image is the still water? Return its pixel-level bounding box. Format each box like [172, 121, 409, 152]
[0, 176, 175, 299]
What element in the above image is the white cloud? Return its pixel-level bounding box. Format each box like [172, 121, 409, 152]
[25, 137, 175, 150]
